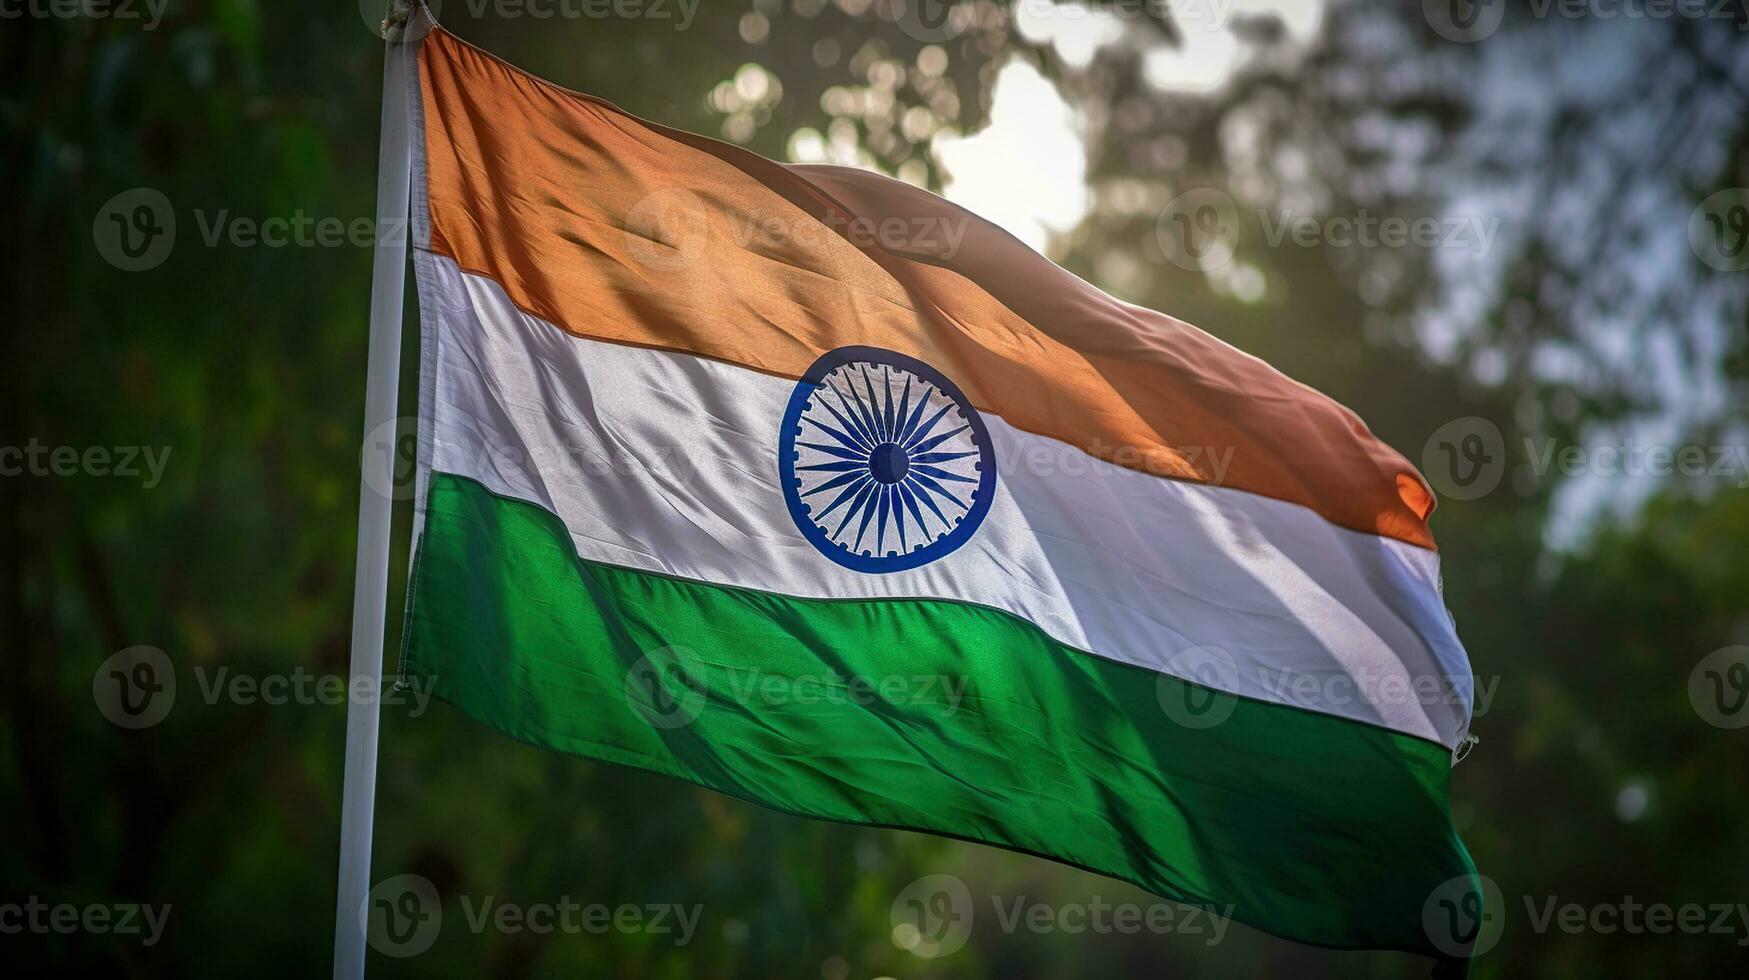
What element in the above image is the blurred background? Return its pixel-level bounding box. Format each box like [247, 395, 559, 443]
[4, 0, 1748, 976]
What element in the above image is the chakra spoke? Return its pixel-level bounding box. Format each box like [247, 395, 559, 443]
[911, 463, 978, 484]
[801, 469, 869, 497]
[898, 388, 933, 444]
[858, 366, 890, 442]
[909, 450, 978, 465]
[892, 485, 908, 551]
[875, 487, 891, 554]
[852, 484, 882, 550]
[814, 475, 872, 522]
[833, 480, 880, 538]
[800, 415, 867, 454]
[831, 386, 882, 449]
[904, 474, 954, 525]
[798, 437, 866, 461]
[907, 470, 971, 510]
[838, 376, 884, 446]
[908, 424, 969, 456]
[896, 481, 931, 535]
[814, 393, 874, 451]
[904, 401, 956, 451]
[893, 377, 913, 445]
[879, 367, 897, 442]
[822, 379, 871, 448]
[799, 460, 871, 473]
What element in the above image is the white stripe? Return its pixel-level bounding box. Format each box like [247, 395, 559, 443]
[415, 252, 1474, 747]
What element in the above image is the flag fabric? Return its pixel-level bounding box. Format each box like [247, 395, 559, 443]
[397, 25, 1480, 963]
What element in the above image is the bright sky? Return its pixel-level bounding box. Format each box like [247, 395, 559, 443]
[931, 0, 1326, 255]
[931, 59, 1089, 253]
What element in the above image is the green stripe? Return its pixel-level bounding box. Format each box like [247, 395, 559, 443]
[401, 472, 1476, 958]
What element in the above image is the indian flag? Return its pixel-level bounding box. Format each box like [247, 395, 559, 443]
[397, 26, 1481, 966]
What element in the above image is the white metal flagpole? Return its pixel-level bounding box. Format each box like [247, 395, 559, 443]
[333, 4, 420, 978]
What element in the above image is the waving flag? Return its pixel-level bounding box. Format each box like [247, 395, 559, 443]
[397, 26, 1480, 965]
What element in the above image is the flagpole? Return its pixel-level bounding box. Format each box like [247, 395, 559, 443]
[333, 5, 419, 978]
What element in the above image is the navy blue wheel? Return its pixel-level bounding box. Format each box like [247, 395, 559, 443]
[779, 346, 996, 573]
